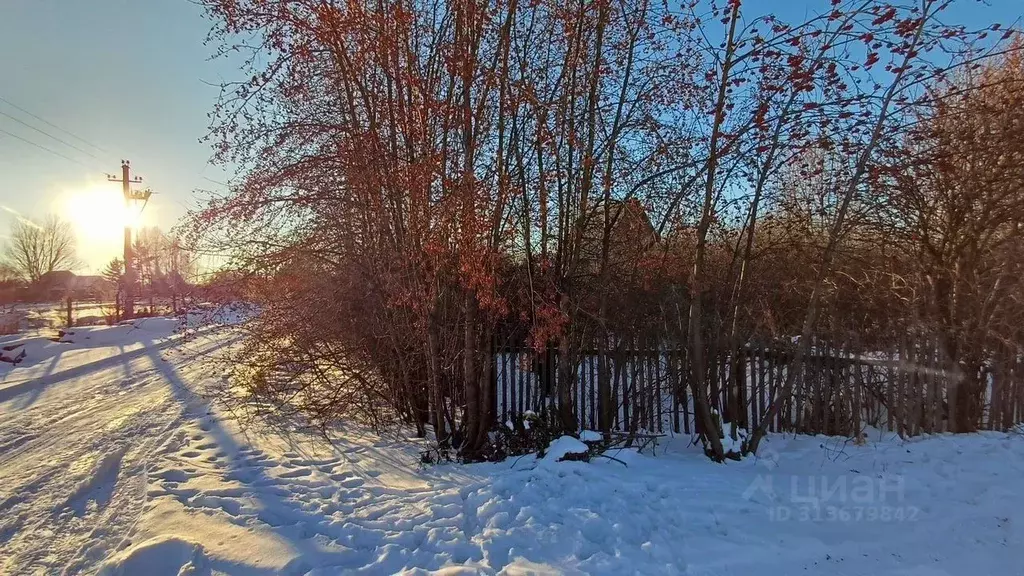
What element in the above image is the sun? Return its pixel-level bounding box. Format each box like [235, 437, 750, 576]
[63, 184, 143, 234]
[59, 184, 147, 270]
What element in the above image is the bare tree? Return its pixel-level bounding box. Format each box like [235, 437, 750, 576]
[192, 0, 1020, 462]
[4, 215, 79, 283]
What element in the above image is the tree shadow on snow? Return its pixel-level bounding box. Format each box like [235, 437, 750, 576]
[142, 341, 382, 575]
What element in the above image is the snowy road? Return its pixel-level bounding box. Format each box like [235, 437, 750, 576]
[1, 320, 1023, 575]
[0, 329, 232, 574]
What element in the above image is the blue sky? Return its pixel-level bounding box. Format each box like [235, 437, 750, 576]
[0, 0, 1021, 272]
[0, 0, 233, 272]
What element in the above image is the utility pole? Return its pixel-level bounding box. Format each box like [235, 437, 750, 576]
[107, 160, 150, 320]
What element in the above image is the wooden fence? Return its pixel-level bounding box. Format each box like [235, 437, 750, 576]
[493, 339, 1024, 437]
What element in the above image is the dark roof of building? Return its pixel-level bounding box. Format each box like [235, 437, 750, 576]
[37, 271, 112, 292]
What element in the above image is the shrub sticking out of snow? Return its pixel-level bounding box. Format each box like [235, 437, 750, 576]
[722, 428, 747, 457]
[486, 409, 576, 463]
[543, 435, 590, 463]
[522, 409, 537, 430]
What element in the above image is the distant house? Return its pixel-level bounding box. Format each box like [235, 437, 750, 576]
[578, 197, 660, 275]
[34, 271, 114, 302]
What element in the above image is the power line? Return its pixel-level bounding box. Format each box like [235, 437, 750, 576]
[0, 94, 111, 155]
[201, 176, 228, 187]
[0, 127, 98, 171]
[0, 109, 103, 161]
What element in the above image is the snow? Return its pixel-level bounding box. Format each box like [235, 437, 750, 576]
[97, 536, 205, 576]
[0, 344, 25, 364]
[579, 429, 602, 442]
[1, 312, 1023, 575]
[542, 435, 590, 462]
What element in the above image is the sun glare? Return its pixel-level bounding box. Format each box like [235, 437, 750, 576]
[59, 184, 149, 270]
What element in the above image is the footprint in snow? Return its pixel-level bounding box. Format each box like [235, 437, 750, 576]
[329, 474, 365, 488]
[154, 469, 191, 483]
[277, 468, 313, 479]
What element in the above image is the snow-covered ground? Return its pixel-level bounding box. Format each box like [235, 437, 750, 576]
[1, 318, 1022, 575]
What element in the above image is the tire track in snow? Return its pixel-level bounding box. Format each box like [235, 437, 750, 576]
[0, 390, 180, 574]
[0, 336, 225, 575]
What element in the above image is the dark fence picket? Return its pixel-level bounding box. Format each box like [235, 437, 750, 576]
[776, 352, 783, 432]
[852, 353, 863, 438]
[669, 348, 680, 433]
[500, 350, 508, 424]
[1013, 353, 1022, 430]
[654, 347, 663, 433]
[517, 350, 525, 417]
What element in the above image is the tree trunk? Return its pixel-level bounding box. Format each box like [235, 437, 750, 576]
[462, 291, 481, 456]
[685, 0, 740, 462]
[473, 325, 494, 450]
[557, 328, 575, 431]
[427, 309, 447, 447]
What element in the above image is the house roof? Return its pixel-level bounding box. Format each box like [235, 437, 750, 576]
[37, 271, 113, 292]
[38, 270, 75, 285]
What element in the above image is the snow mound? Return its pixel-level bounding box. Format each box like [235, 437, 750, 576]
[543, 435, 590, 462]
[0, 344, 25, 364]
[96, 536, 205, 576]
[579, 430, 602, 442]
